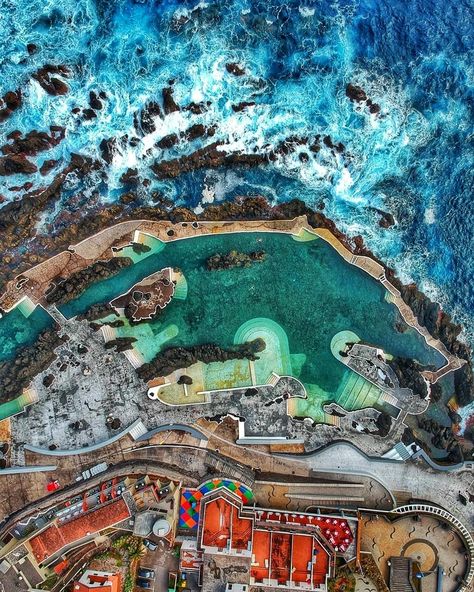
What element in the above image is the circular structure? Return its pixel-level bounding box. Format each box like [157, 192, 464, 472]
[401, 539, 439, 572]
[153, 518, 171, 537]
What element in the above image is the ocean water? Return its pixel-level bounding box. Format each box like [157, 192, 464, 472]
[0, 0, 473, 347]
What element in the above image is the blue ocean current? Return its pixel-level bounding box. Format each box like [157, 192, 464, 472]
[0, 0, 473, 343]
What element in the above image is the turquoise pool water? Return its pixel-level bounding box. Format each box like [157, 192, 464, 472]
[60, 232, 444, 394]
[0, 305, 53, 362]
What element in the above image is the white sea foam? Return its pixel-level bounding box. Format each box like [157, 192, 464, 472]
[424, 207, 436, 224]
[299, 7, 315, 17]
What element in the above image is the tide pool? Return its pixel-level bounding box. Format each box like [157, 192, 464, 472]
[60, 232, 444, 403]
[0, 305, 53, 362]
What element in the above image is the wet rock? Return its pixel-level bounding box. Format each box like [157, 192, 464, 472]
[104, 337, 137, 353]
[132, 242, 151, 254]
[322, 135, 344, 153]
[454, 364, 474, 407]
[27, 43, 38, 55]
[346, 83, 380, 115]
[184, 101, 208, 115]
[151, 141, 268, 179]
[134, 101, 162, 135]
[89, 91, 103, 110]
[82, 108, 97, 120]
[389, 357, 429, 398]
[346, 83, 368, 103]
[120, 191, 138, 204]
[8, 181, 34, 192]
[156, 133, 179, 149]
[226, 62, 245, 76]
[162, 86, 180, 115]
[99, 137, 118, 164]
[32, 64, 71, 95]
[366, 99, 381, 114]
[206, 250, 266, 270]
[77, 302, 118, 323]
[269, 136, 308, 159]
[0, 328, 66, 404]
[177, 374, 193, 385]
[45, 257, 133, 305]
[120, 168, 140, 186]
[370, 207, 396, 228]
[40, 159, 59, 176]
[1, 127, 65, 156]
[0, 90, 22, 123]
[232, 101, 256, 112]
[0, 154, 37, 176]
[42, 374, 55, 387]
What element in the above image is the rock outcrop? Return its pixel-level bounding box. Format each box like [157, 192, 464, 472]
[346, 83, 381, 114]
[389, 357, 429, 399]
[45, 257, 132, 306]
[137, 338, 266, 382]
[32, 64, 71, 96]
[0, 328, 66, 404]
[151, 141, 268, 179]
[206, 250, 266, 270]
[1, 127, 65, 156]
[0, 90, 22, 123]
[0, 154, 37, 176]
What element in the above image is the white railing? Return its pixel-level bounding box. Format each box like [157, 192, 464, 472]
[392, 504, 474, 591]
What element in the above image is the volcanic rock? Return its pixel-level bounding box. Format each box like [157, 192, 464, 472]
[0, 90, 22, 123]
[40, 159, 59, 176]
[134, 101, 162, 135]
[89, 91, 103, 110]
[1, 127, 65, 156]
[232, 101, 256, 112]
[120, 168, 140, 186]
[151, 141, 268, 179]
[32, 65, 71, 95]
[162, 86, 180, 115]
[0, 154, 37, 176]
[156, 133, 179, 149]
[137, 338, 266, 382]
[226, 62, 245, 76]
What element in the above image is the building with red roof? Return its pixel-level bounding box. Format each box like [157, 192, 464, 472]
[73, 569, 121, 592]
[191, 483, 358, 592]
[29, 499, 130, 564]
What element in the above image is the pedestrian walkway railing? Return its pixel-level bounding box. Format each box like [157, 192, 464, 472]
[392, 504, 474, 592]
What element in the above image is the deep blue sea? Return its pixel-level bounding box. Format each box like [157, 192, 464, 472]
[0, 0, 473, 345]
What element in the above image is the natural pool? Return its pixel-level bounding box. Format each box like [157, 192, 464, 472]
[0, 304, 53, 362]
[60, 231, 444, 415]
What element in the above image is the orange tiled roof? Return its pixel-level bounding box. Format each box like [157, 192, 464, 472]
[30, 500, 130, 562]
[73, 573, 121, 592]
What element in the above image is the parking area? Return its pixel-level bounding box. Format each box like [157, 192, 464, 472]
[137, 540, 178, 592]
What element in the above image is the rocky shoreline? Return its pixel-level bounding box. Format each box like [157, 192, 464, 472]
[45, 257, 133, 306]
[1, 195, 473, 411]
[0, 328, 66, 405]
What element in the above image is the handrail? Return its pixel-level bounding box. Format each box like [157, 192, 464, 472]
[391, 504, 474, 592]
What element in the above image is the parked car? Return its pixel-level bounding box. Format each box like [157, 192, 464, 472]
[143, 539, 157, 551]
[138, 567, 155, 579]
[136, 578, 152, 589]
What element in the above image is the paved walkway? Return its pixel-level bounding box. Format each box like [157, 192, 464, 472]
[297, 442, 474, 531]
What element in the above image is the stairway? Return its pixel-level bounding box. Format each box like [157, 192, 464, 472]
[128, 420, 148, 440]
[389, 557, 415, 592]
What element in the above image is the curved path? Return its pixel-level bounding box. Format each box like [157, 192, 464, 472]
[392, 504, 473, 592]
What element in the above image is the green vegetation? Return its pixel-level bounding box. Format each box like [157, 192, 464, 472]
[328, 570, 356, 592]
[38, 573, 59, 590]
